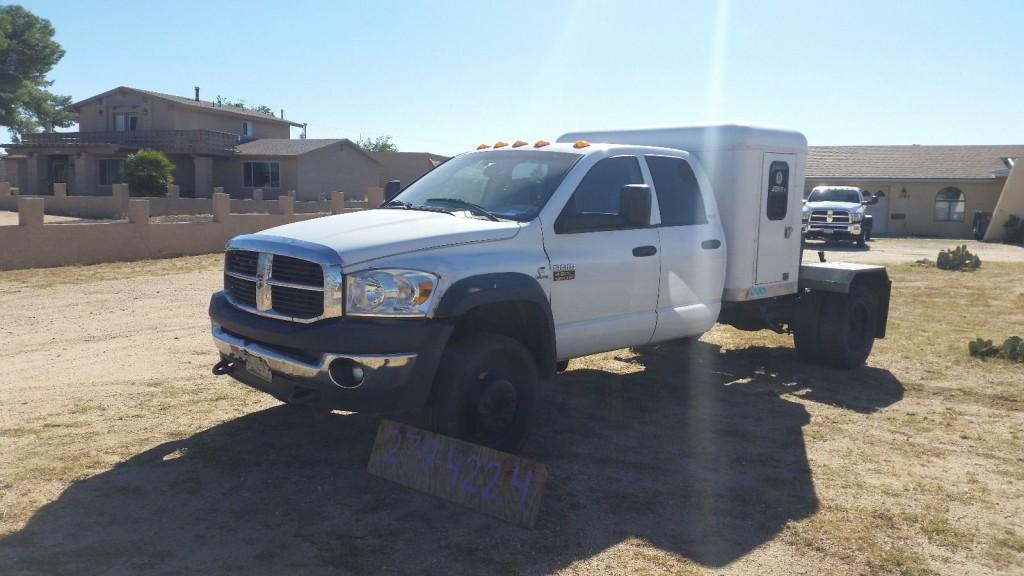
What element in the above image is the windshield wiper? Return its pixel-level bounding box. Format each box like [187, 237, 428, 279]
[425, 198, 501, 221]
[381, 199, 455, 216]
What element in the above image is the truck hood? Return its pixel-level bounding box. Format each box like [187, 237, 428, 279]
[805, 201, 862, 211]
[250, 208, 521, 266]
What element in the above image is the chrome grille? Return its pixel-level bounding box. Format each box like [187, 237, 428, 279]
[272, 255, 324, 287]
[225, 274, 257, 307]
[809, 210, 850, 224]
[271, 285, 324, 319]
[223, 248, 333, 322]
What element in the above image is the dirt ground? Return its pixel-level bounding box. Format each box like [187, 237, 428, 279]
[1, 241, 1022, 575]
[0, 210, 110, 226]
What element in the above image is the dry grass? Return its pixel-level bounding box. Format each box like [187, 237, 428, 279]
[0, 249, 1022, 575]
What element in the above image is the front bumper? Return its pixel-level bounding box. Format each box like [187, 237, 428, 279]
[802, 222, 862, 237]
[209, 291, 452, 413]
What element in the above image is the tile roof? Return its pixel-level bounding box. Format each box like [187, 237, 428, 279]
[73, 86, 303, 127]
[807, 145, 1024, 180]
[235, 139, 344, 156]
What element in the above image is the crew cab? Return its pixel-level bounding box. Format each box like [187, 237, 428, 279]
[210, 124, 891, 451]
[802, 185, 883, 247]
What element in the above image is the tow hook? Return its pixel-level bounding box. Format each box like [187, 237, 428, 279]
[212, 360, 235, 376]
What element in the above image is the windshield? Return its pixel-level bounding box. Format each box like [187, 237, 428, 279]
[389, 150, 580, 221]
[807, 188, 862, 204]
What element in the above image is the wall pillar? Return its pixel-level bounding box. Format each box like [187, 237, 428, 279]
[330, 191, 345, 214]
[128, 199, 150, 224]
[278, 195, 294, 215]
[167, 184, 180, 199]
[213, 192, 230, 222]
[366, 186, 384, 206]
[53, 182, 67, 198]
[252, 189, 263, 201]
[18, 197, 44, 229]
[193, 156, 214, 198]
[0, 182, 10, 196]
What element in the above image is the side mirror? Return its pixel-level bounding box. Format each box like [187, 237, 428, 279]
[384, 180, 402, 202]
[863, 191, 885, 206]
[620, 184, 651, 227]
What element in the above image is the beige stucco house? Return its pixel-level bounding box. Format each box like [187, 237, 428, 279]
[806, 145, 1023, 238]
[2, 86, 435, 202]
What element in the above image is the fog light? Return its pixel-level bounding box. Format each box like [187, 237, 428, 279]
[328, 358, 365, 388]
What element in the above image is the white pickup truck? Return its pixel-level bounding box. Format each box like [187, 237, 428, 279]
[210, 124, 891, 451]
[802, 185, 883, 247]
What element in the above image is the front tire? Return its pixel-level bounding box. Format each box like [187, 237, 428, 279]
[423, 333, 537, 452]
[856, 232, 866, 248]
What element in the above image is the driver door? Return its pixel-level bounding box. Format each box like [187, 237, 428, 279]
[543, 155, 661, 360]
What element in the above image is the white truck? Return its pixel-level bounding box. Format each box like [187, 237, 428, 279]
[802, 185, 883, 247]
[210, 124, 891, 451]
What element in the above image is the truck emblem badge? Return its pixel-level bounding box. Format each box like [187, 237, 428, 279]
[255, 253, 273, 311]
[552, 263, 575, 282]
[826, 210, 834, 223]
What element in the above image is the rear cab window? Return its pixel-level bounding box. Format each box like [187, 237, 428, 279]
[644, 155, 707, 226]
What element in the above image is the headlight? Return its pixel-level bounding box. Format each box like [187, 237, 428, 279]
[801, 206, 809, 221]
[851, 212, 864, 222]
[345, 269, 438, 317]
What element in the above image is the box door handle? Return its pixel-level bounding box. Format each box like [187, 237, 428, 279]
[701, 239, 721, 250]
[632, 245, 657, 257]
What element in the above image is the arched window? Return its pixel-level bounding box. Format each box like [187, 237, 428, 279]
[934, 187, 965, 222]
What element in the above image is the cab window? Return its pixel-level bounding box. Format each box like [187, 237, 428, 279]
[645, 155, 707, 226]
[555, 156, 644, 233]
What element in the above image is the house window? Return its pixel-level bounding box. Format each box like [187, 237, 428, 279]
[243, 121, 253, 138]
[934, 187, 965, 222]
[99, 159, 125, 185]
[243, 161, 280, 188]
[114, 113, 137, 132]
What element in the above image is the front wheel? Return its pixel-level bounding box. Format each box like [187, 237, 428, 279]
[423, 333, 537, 452]
[856, 232, 866, 248]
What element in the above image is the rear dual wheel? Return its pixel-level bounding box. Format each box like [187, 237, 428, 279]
[793, 286, 877, 369]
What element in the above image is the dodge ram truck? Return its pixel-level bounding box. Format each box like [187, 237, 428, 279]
[802, 185, 883, 247]
[210, 124, 891, 451]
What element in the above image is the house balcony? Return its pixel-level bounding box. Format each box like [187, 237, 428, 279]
[12, 130, 240, 156]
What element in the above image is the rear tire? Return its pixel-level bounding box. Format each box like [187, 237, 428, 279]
[423, 333, 537, 452]
[819, 287, 877, 369]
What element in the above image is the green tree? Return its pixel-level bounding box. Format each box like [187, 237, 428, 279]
[356, 135, 398, 153]
[0, 5, 74, 141]
[124, 149, 175, 197]
[252, 104, 275, 117]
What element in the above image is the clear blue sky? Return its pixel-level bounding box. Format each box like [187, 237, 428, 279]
[19, 0, 1024, 155]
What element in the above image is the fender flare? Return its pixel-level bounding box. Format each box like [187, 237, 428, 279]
[434, 272, 556, 376]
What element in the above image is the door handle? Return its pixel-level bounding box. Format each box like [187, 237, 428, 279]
[632, 245, 657, 257]
[701, 239, 721, 250]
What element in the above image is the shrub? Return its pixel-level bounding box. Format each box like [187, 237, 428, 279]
[1004, 215, 1024, 245]
[936, 245, 981, 271]
[125, 148, 175, 197]
[969, 336, 1024, 363]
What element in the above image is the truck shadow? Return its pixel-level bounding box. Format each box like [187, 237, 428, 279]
[0, 340, 903, 575]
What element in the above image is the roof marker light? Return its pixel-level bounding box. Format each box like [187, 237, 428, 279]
[494, 141, 509, 148]
[534, 139, 550, 148]
[477, 144, 491, 150]
[512, 140, 528, 148]
[573, 140, 590, 149]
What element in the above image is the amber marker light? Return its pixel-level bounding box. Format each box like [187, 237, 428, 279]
[494, 141, 509, 148]
[573, 140, 590, 149]
[512, 140, 528, 148]
[477, 144, 490, 150]
[534, 139, 550, 148]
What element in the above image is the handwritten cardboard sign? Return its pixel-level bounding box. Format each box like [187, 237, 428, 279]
[367, 419, 548, 528]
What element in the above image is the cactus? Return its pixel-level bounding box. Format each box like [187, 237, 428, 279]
[969, 336, 1024, 362]
[936, 244, 981, 271]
